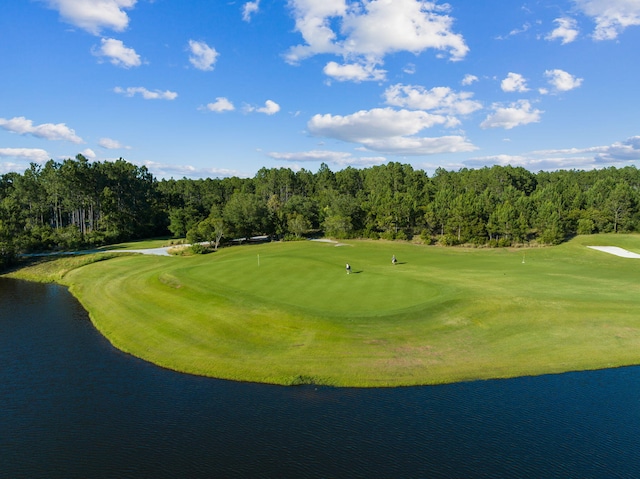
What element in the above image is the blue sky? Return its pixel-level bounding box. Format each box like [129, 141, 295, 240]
[1, 0, 639, 179]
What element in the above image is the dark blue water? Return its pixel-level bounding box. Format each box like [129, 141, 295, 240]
[1, 278, 639, 478]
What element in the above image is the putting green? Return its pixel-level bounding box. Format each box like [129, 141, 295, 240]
[16, 235, 640, 387]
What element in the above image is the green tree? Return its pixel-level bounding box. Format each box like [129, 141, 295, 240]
[288, 212, 311, 238]
[187, 216, 225, 250]
[223, 192, 267, 239]
[605, 182, 635, 233]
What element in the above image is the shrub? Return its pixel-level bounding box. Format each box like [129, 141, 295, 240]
[380, 231, 395, 241]
[577, 218, 595, 235]
[438, 234, 459, 246]
[190, 243, 209, 254]
[498, 237, 512, 247]
[283, 234, 306, 242]
[419, 230, 432, 245]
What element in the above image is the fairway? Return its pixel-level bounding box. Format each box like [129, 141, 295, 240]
[21, 235, 640, 387]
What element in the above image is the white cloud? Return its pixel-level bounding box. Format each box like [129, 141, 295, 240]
[496, 23, 531, 40]
[544, 69, 584, 92]
[501, 72, 529, 93]
[285, 0, 468, 81]
[463, 152, 595, 171]
[114, 86, 178, 100]
[403, 63, 416, 74]
[246, 100, 281, 115]
[593, 136, 640, 163]
[383, 84, 482, 116]
[0, 148, 50, 163]
[0, 116, 83, 143]
[203, 97, 235, 113]
[80, 148, 96, 159]
[268, 149, 386, 167]
[359, 135, 478, 155]
[93, 38, 141, 68]
[574, 0, 640, 40]
[307, 107, 476, 155]
[546, 17, 580, 44]
[480, 100, 543, 129]
[242, 1, 260, 22]
[466, 136, 640, 171]
[188, 40, 218, 71]
[43, 0, 137, 35]
[309, 108, 447, 140]
[99, 137, 129, 149]
[323, 61, 386, 82]
[141, 160, 245, 179]
[461, 74, 478, 86]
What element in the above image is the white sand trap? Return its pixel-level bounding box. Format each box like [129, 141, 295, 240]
[587, 246, 640, 258]
[310, 239, 352, 247]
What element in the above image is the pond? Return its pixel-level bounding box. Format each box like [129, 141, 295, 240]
[1, 277, 639, 478]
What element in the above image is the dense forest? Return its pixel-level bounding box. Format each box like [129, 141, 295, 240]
[2, 154, 640, 267]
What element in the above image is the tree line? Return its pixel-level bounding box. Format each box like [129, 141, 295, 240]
[2, 154, 640, 267]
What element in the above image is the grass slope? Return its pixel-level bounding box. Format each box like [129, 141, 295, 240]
[7, 235, 640, 387]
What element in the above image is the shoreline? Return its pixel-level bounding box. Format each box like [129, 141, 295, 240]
[5, 235, 640, 387]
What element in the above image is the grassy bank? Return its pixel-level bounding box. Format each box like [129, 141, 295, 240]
[5, 235, 640, 387]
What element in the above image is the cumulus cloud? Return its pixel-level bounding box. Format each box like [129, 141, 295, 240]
[242, 1, 260, 22]
[93, 38, 141, 68]
[544, 69, 584, 92]
[246, 100, 281, 115]
[574, 0, 640, 40]
[307, 107, 476, 155]
[0, 147, 50, 163]
[309, 108, 447, 140]
[114, 86, 178, 100]
[203, 97, 235, 113]
[480, 100, 543, 129]
[285, 0, 468, 81]
[501, 72, 529, 93]
[43, 0, 137, 35]
[0, 116, 83, 143]
[461, 74, 478, 86]
[323, 61, 386, 82]
[546, 17, 580, 44]
[383, 84, 482, 117]
[80, 148, 96, 159]
[188, 40, 218, 71]
[99, 137, 129, 149]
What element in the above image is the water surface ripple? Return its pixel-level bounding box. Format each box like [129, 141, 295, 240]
[1, 278, 639, 478]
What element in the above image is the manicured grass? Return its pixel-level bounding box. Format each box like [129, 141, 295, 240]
[6, 235, 640, 387]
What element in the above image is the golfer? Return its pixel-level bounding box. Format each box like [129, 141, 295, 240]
[346, 263, 351, 274]
[392, 255, 397, 265]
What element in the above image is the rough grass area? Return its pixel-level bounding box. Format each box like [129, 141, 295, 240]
[4, 253, 127, 283]
[5, 234, 640, 387]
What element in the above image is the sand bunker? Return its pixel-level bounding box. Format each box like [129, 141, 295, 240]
[587, 246, 640, 258]
[310, 239, 351, 247]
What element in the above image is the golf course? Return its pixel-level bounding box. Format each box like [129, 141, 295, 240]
[7, 234, 640, 387]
